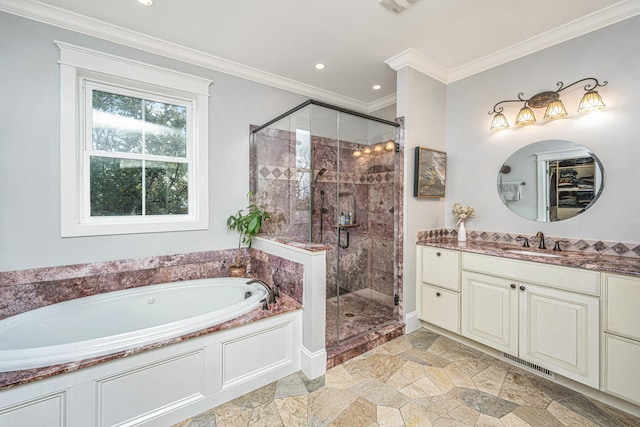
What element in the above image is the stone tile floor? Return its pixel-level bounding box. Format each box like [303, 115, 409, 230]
[325, 289, 396, 347]
[174, 329, 640, 426]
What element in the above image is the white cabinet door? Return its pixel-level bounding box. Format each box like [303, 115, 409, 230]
[418, 246, 460, 291]
[604, 273, 640, 340]
[419, 283, 460, 333]
[603, 334, 640, 405]
[461, 271, 518, 355]
[519, 283, 599, 388]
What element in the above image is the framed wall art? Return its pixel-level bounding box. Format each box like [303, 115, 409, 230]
[413, 147, 446, 198]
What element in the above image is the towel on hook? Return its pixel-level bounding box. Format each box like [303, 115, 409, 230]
[501, 182, 522, 201]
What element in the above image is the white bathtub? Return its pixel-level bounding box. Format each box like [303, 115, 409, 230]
[0, 277, 267, 372]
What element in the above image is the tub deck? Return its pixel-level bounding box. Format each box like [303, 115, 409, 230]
[0, 293, 301, 391]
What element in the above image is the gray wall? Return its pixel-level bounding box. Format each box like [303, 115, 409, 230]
[0, 12, 306, 271]
[444, 16, 640, 243]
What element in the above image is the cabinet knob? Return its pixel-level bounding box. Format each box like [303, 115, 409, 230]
[510, 284, 516, 289]
[436, 292, 441, 297]
[436, 252, 441, 257]
[519, 285, 526, 291]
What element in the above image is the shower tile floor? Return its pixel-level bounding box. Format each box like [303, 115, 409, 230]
[325, 288, 396, 347]
[174, 328, 640, 426]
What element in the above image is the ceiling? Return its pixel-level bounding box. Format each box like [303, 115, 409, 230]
[2, 0, 639, 111]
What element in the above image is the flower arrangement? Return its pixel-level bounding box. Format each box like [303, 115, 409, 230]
[452, 203, 474, 226]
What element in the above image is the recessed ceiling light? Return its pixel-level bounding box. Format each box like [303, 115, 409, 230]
[314, 63, 326, 70]
[137, 0, 154, 6]
[372, 84, 382, 90]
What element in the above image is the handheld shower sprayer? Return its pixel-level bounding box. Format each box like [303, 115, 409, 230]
[312, 168, 327, 186]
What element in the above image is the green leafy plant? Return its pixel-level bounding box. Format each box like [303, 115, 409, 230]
[226, 200, 270, 267]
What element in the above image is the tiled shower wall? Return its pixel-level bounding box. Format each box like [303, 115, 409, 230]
[0, 248, 303, 321]
[252, 129, 396, 299]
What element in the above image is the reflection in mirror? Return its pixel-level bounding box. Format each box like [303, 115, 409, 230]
[498, 140, 604, 222]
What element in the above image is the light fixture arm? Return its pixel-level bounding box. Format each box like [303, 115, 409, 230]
[554, 77, 608, 94]
[488, 77, 607, 116]
[489, 93, 527, 115]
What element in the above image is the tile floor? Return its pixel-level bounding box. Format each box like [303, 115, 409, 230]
[174, 329, 640, 426]
[325, 289, 397, 347]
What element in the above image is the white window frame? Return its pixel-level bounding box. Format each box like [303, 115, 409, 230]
[58, 42, 211, 237]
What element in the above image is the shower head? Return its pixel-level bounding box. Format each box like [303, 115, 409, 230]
[312, 168, 327, 186]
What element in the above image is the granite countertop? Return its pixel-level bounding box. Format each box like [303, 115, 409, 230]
[0, 294, 302, 391]
[418, 238, 640, 277]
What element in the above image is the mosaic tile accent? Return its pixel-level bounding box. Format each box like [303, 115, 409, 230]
[257, 164, 395, 186]
[174, 329, 640, 427]
[417, 228, 640, 259]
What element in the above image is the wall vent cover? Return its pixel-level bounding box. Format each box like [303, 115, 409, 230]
[502, 353, 556, 380]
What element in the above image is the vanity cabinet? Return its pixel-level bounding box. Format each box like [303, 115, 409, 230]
[416, 246, 460, 333]
[460, 252, 600, 388]
[602, 273, 640, 405]
[461, 262, 600, 388]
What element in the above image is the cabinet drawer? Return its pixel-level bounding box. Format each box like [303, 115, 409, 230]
[462, 252, 600, 295]
[604, 273, 640, 340]
[419, 284, 460, 333]
[604, 334, 640, 405]
[418, 246, 460, 291]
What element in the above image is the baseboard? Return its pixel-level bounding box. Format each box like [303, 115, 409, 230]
[404, 310, 422, 334]
[300, 346, 327, 379]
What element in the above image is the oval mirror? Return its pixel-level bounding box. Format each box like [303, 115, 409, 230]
[498, 140, 604, 222]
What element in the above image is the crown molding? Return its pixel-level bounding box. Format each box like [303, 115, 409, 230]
[447, 0, 640, 83]
[385, 0, 640, 83]
[367, 92, 397, 112]
[0, 0, 376, 112]
[385, 49, 448, 84]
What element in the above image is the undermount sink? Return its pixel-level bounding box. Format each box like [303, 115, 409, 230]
[505, 249, 562, 258]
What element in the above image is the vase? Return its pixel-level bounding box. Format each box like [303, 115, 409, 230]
[458, 221, 466, 242]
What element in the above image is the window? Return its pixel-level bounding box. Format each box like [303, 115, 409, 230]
[58, 42, 211, 236]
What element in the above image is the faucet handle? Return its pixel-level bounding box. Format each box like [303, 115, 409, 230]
[553, 239, 570, 252]
[517, 236, 530, 248]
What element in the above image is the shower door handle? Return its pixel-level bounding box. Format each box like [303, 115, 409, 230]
[339, 227, 350, 249]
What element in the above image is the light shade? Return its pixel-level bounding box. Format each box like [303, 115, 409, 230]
[363, 146, 372, 155]
[515, 106, 536, 126]
[352, 150, 362, 158]
[490, 113, 509, 131]
[385, 141, 395, 151]
[577, 90, 606, 113]
[543, 99, 568, 120]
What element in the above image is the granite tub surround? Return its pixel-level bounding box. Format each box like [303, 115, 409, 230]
[0, 292, 301, 391]
[174, 329, 640, 427]
[0, 248, 246, 320]
[250, 247, 306, 304]
[0, 247, 305, 390]
[0, 247, 304, 321]
[417, 229, 640, 277]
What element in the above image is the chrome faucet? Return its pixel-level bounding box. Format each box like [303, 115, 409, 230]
[246, 279, 277, 306]
[535, 231, 546, 250]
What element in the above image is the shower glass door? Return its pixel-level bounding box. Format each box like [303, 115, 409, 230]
[309, 104, 398, 347]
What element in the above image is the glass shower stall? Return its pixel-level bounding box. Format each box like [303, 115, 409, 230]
[250, 100, 401, 349]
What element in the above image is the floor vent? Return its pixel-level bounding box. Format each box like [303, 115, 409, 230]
[502, 353, 556, 380]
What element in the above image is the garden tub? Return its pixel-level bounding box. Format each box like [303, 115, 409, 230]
[0, 277, 267, 372]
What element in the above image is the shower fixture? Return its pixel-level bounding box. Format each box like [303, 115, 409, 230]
[312, 168, 327, 186]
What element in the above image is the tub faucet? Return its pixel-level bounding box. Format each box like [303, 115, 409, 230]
[246, 279, 277, 305]
[535, 231, 546, 250]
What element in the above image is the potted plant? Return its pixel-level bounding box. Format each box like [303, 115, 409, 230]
[226, 199, 270, 277]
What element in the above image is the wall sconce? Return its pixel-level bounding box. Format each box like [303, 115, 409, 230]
[489, 77, 607, 131]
